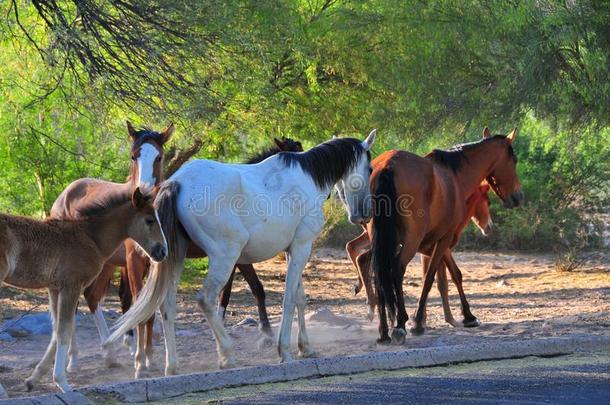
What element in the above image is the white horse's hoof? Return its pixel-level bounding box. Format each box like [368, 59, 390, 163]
[67, 358, 80, 373]
[367, 308, 375, 322]
[25, 377, 36, 392]
[257, 334, 274, 350]
[55, 381, 72, 393]
[279, 352, 294, 363]
[165, 365, 177, 376]
[219, 356, 236, 370]
[298, 347, 316, 358]
[123, 334, 136, 357]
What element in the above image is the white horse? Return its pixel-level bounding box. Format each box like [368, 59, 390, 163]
[105, 130, 377, 374]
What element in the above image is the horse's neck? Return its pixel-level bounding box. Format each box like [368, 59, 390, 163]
[454, 143, 497, 198]
[82, 204, 132, 259]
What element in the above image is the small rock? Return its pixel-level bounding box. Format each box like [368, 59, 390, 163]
[490, 263, 503, 269]
[496, 279, 509, 287]
[530, 259, 539, 264]
[176, 330, 199, 337]
[233, 317, 258, 328]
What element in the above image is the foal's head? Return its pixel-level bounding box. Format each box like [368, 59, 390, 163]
[127, 121, 174, 194]
[469, 184, 493, 235]
[482, 127, 524, 209]
[129, 188, 168, 262]
[335, 129, 377, 225]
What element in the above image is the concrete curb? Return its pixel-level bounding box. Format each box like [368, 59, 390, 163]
[4, 335, 610, 404]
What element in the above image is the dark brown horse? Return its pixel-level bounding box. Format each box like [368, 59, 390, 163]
[347, 183, 492, 325]
[116, 136, 303, 378]
[368, 128, 523, 344]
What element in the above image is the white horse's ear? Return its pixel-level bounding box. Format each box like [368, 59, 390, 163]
[362, 129, 377, 150]
[482, 127, 492, 138]
[507, 127, 517, 143]
[127, 121, 136, 140]
[332, 135, 337, 139]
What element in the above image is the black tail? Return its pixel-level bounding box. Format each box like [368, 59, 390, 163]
[370, 167, 400, 317]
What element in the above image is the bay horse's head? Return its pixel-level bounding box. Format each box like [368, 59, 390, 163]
[482, 127, 524, 209]
[336, 129, 377, 225]
[129, 187, 168, 262]
[127, 121, 174, 194]
[469, 184, 493, 235]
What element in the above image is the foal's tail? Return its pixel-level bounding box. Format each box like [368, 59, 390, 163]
[370, 167, 400, 318]
[105, 181, 188, 346]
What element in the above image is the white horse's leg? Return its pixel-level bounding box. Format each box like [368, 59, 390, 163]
[296, 280, 314, 358]
[159, 269, 181, 376]
[278, 242, 313, 363]
[26, 289, 59, 390]
[52, 288, 80, 393]
[91, 305, 120, 366]
[196, 254, 241, 369]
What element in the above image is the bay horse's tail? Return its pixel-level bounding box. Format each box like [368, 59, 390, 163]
[105, 181, 187, 346]
[370, 167, 400, 317]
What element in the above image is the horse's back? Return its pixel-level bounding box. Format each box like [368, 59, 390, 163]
[51, 178, 127, 219]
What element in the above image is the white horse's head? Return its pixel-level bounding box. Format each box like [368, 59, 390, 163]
[336, 129, 377, 225]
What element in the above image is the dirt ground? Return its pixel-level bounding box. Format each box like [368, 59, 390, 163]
[1, 248, 609, 399]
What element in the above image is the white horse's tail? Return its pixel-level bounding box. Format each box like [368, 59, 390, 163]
[104, 181, 187, 347]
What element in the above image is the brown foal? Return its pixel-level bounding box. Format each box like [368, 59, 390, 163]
[0, 187, 166, 394]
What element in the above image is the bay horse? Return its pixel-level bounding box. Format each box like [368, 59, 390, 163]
[0, 187, 166, 394]
[119, 137, 304, 378]
[50, 122, 174, 370]
[105, 131, 377, 374]
[369, 128, 522, 344]
[347, 183, 492, 326]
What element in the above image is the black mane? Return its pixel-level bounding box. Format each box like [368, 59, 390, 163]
[131, 127, 164, 151]
[245, 146, 284, 164]
[279, 137, 367, 189]
[428, 135, 514, 172]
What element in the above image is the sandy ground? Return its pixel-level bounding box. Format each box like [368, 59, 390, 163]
[1, 248, 609, 399]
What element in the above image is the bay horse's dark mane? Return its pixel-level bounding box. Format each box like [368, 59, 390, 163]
[428, 135, 515, 173]
[131, 127, 165, 152]
[245, 146, 285, 164]
[279, 137, 368, 189]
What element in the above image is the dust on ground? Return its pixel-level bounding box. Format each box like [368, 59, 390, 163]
[1, 248, 609, 398]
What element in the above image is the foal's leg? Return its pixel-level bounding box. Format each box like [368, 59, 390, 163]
[51, 288, 80, 392]
[346, 231, 369, 295]
[278, 241, 313, 363]
[410, 234, 453, 335]
[237, 263, 273, 340]
[26, 289, 59, 390]
[391, 246, 417, 345]
[444, 253, 480, 327]
[217, 267, 236, 319]
[119, 266, 136, 355]
[357, 250, 376, 321]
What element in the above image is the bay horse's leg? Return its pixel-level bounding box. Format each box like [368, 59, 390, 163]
[346, 231, 369, 295]
[436, 257, 459, 327]
[52, 287, 80, 393]
[410, 234, 453, 335]
[26, 289, 59, 390]
[237, 263, 273, 341]
[217, 267, 236, 319]
[197, 251, 243, 369]
[278, 241, 313, 363]
[119, 266, 136, 355]
[391, 246, 418, 345]
[444, 252, 480, 327]
[356, 250, 376, 321]
[126, 247, 152, 378]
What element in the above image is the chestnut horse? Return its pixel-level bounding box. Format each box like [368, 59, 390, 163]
[346, 183, 492, 326]
[50, 122, 174, 370]
[1, 187, 166, 395]
[369, 128, 522, 344]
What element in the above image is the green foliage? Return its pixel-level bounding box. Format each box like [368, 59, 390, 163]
[0, 0, 608, 251]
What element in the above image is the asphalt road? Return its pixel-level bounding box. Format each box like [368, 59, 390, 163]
[165, 352, 610, 404]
